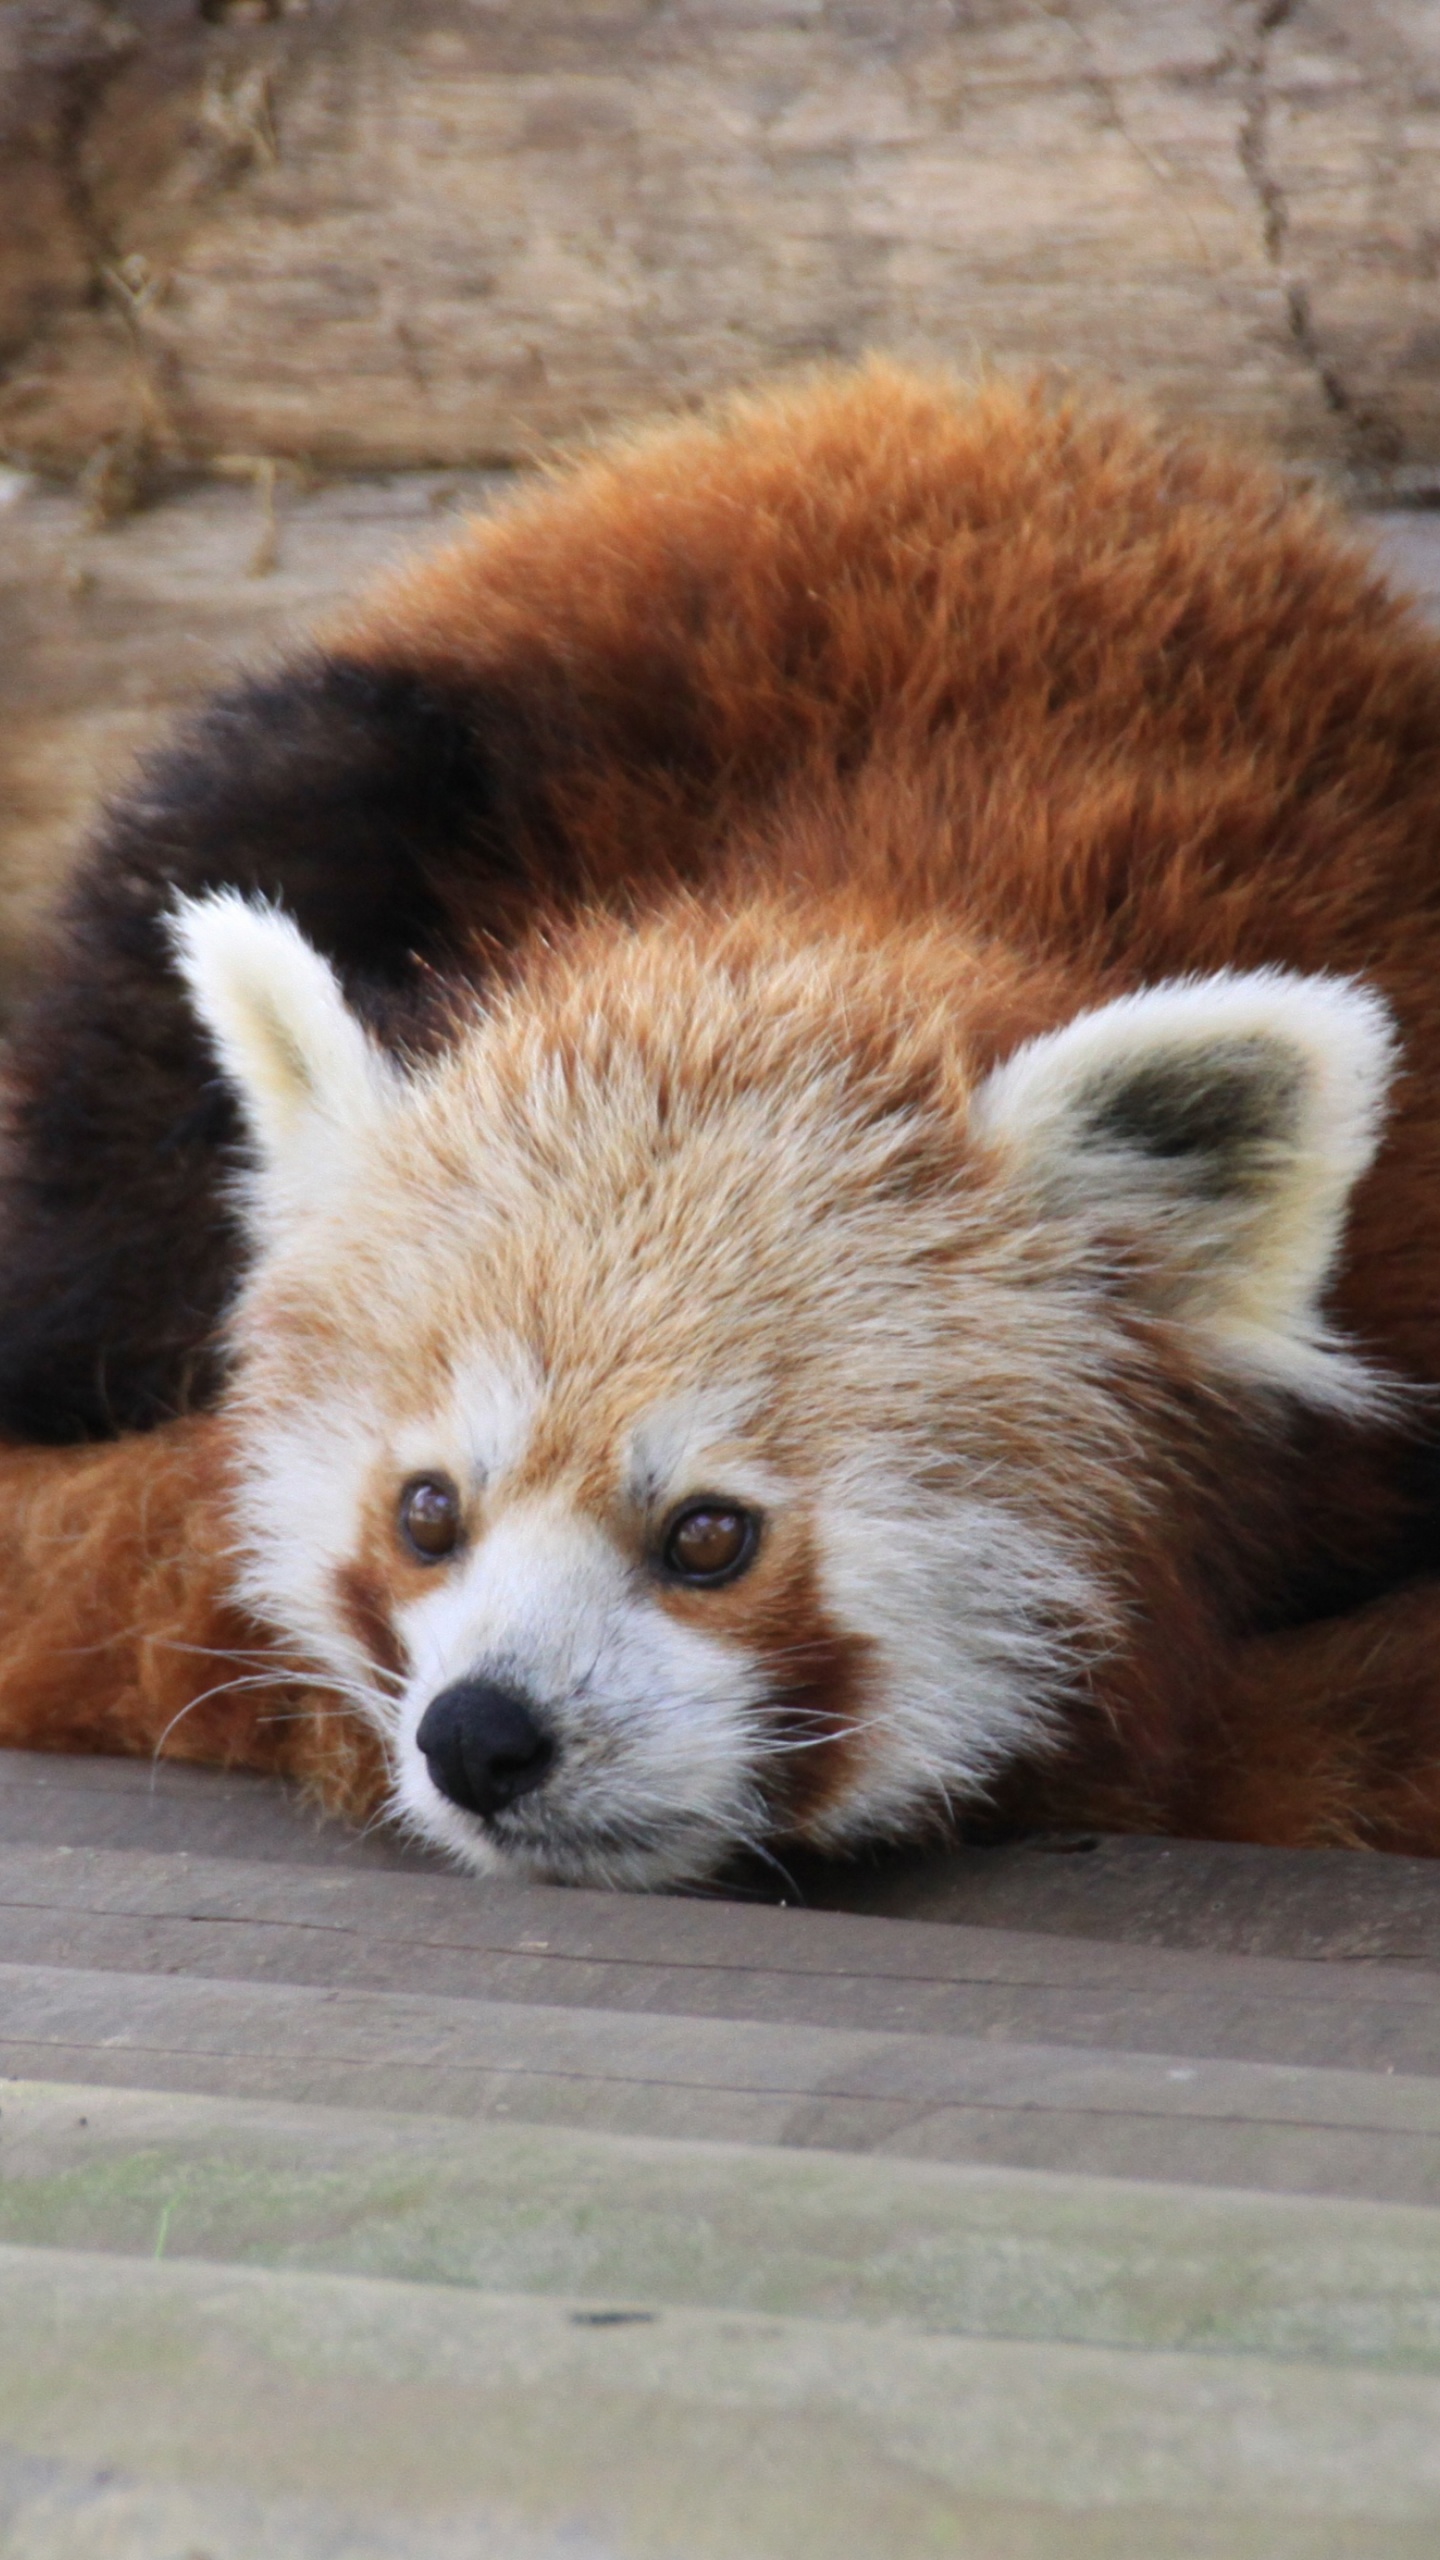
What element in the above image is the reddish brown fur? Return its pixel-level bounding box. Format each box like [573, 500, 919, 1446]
[1007, 1583, 1440, 1857]
[333, 1558, 408, 1688]
[661, 1519, 875, 1832]
[11, 362, 1440, 1854]
[0, 1417, 383, 1818]
[336, 373, 1440, 1410]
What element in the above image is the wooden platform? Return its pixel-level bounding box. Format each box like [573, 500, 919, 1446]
[1, 1747, 1438, 2553]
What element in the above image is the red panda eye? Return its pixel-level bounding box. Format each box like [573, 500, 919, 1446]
[398, 1474, 463, 1562]
[660, 1502, 760, 1586]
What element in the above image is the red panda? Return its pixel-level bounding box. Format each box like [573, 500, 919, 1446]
[5, 361, 1440, 1881]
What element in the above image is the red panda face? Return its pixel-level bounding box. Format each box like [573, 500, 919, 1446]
[172, 893, 1397, 1887]
[232, 1328, 1102, 1889]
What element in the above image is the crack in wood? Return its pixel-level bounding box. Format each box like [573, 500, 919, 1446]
[1236, 0, 1406, 476]
[1042, 0, 1219, 278]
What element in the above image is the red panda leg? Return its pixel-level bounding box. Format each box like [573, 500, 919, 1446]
[0, 1417, 385, 1823]
[1164, 1585, 1440, 1856]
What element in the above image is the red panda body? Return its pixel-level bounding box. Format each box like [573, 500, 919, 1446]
[5, 365, 1440, 1878]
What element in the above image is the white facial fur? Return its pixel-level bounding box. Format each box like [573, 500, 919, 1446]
[392, 1492, 774, 1886]
[229, 1337, 1103, 1888]
[175, 895, 1399, 1887]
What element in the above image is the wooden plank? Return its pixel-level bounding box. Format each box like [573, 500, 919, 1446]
[3, 2458, 1418, 2560]
[0, 2467, 1406, 2560]
[0, 1749, 431, 1872]
[2, 1840, 1438, 2076]
[4, 1748, 1439, 1960]
[1, 2246, 1439, 2545]
[5, 2076, 1440, 2373]
[5, 1961, 1440, 2203]
[806, 1829, 1440, 1964]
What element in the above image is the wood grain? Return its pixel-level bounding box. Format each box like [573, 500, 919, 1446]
[1, 2, 1437, 488]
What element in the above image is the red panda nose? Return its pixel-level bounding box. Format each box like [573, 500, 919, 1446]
[416, 1680, 556, 1820]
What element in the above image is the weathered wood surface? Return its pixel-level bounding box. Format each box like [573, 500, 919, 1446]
[4, 2246, 1439, 2555]
[8, 2077, 1440, 2368]
[3, 1813, 1440, 2196]
[13, 1958, 1440, 2197]
[3, 1761, 1440, 2534]
[801, 1823, 1440, 1961]
[3, 1, 1439, 492]
[11, 1747, 1440, 1961]
[10, 1833, 1440, 2077]
[0, 1738, 438, 1869]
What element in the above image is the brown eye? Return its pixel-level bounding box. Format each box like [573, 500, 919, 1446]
[660, 1501, 760, 1587]
[398, 1473, 463, 1562]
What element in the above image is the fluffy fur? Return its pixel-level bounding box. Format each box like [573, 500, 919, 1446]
[6, 362, 1440, 1880]
[0, 1420, 382, 1815]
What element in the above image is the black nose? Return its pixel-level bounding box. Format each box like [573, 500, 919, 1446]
[416, 1680, 556, 1820]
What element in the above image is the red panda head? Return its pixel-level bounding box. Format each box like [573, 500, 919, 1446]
[171, 890, 1396, 1886]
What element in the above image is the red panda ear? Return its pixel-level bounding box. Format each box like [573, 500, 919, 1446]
[971, 971, 1397, 1412]
[169, 892, 402, 1237]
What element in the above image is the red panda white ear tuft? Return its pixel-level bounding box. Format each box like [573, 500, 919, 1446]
[970, 971, 1398, 1412]
[169, 892, 402, 1236]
